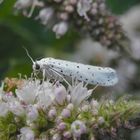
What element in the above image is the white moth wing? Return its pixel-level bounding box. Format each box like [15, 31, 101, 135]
[39, 58, 118, 86]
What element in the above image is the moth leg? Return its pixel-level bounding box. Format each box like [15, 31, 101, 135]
[42, 69, 47, 81]
[92, 84, 99, 92]
[84, 82, 89, 87]
[41, 65, 55, 80]
[71, 76, 78, 86]
[49, 68, 71, 87]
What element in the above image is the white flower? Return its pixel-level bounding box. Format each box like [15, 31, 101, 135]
[37, 91, 52, 108]
[16, 80, 40, 104]
[77, 0, 92, 21]
[26, 105, 38, 123]
[53, 22, 68, 38]
[70, 82, 93, 106]
[37, 81, 55, 108]
[9, 101, 25, 116]
[37, 7, 54, 25]
[0, 102, 9, 117]
[71, 120, 87, 137]
[19, 127, 35, 140]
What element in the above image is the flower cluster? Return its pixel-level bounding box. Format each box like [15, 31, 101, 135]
[13, 0, 125, 48]
[0, 77, 139, 140]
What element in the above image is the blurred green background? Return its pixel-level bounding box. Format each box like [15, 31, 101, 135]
[0, 0, 140, 79]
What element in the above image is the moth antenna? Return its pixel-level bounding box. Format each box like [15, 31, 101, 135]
[23, 47, 35, 64]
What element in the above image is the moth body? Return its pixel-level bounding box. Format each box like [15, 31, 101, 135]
[33, 58, 118, 86]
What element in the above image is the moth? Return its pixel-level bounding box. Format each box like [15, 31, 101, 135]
[24, 48, 118, 86]
[32, 57, 118, 86]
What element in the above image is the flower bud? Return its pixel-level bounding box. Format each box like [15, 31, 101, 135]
[67, 103, 74, 110]
[54, 84, 67, 105]
[77, 0, 92, 20]
[53, 22, 68, 38]
[63, 131, 72, 138]
[81, 104, 89, 112]
[66, 94, 71, 103]
[61, 108, 71, 118]
[52, 133, 61, 140]
[37, 7, 54, 25]
[91, 9, 97, 15]
[59, 13, 69, 20]
[57, 122, 67, 131]
[65, 5, 74, 13]
[56, 116, 63, 124]
[14, 0, 33, 10]
[48, 108, 57, 119]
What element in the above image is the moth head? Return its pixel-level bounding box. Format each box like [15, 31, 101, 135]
[23, 47, 42, 72]
[32, 61, 41, 71]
